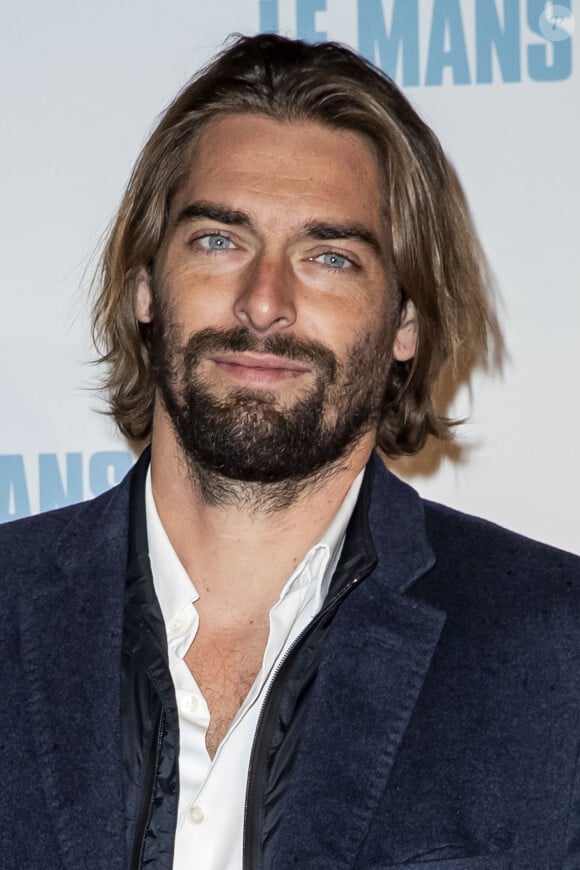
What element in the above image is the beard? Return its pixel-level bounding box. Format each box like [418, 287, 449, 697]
[149, 304, 392, 505]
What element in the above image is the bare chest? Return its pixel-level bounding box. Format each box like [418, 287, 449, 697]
[184, 626, 269, 758]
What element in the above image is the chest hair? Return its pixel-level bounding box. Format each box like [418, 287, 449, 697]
[184, 622, 270, 758]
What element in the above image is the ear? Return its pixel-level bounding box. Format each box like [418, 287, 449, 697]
[134, 268, 153, 324]
[392, 299, 417, 362]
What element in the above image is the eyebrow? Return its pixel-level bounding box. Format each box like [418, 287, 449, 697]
[173, 201, 252, 228]
[302, 221, 383, 258]
[173, 200, 384, 259]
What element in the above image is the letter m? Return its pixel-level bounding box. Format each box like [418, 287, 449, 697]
[358, 0, 419, 86]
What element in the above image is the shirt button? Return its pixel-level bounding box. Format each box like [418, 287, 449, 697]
[189, 805, 204, 825]
[169, 617, 185, 636]
[180, 695, 199, 716]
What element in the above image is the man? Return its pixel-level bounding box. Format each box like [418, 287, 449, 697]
[1, 33, 579, 870]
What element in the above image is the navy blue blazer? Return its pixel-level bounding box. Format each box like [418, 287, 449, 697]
[1, 454, 579, 869]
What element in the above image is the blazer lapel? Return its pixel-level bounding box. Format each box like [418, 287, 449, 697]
[275, 588, 445, 869]
[274, 457, 446, 869]
[18, 479, 131, 870]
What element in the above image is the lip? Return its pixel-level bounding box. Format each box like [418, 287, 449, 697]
[209, 352, 311, 387]
[210, 352, 310, 373]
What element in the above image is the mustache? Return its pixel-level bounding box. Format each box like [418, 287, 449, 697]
[181, 327, 337, 382]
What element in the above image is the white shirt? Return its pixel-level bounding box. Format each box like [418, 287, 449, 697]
[145, 467, 364, 870]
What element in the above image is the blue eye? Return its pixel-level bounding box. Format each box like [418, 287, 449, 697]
[319, 252, 350, 269]
[199, 234, 234, 250]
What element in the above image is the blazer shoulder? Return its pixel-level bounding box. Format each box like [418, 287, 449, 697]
[0, 475, 132, 578]
[421, 498, 580, 593]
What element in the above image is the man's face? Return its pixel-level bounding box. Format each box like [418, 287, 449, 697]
[136, 114, 413, 485]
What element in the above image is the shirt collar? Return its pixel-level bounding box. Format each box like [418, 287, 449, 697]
[145, 465, 365, 628]
[145, 469, 199, 630]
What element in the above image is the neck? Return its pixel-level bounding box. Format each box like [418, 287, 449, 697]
[148, 410, 374, 615]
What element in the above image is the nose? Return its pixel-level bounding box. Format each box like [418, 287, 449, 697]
[233, 254, 297, 335]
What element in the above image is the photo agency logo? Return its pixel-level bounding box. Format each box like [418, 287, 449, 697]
[538, 1, 575, 39]
[259, 0, 574, 84]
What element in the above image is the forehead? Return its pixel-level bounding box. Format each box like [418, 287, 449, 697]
[171, 114, 386, 232]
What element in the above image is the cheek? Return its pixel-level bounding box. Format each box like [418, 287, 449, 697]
[162, 266, 239, 329]
[302, 290, 389, 351]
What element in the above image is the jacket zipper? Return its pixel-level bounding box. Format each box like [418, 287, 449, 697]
[242, 571, 368, 870]
[132, 707, 166, 870]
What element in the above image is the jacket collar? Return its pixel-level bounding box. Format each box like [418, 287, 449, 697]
[328, 452, 436, 599]
[124, 445, 166, 648]
[367, 451, 436, 591]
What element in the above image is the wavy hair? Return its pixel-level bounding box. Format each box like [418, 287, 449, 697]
[92, 33, 492, 455]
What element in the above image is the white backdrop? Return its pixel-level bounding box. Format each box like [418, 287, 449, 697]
[1, 0, 578, 553]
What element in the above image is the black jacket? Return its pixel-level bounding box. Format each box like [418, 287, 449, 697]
[1, 450, 580, 869]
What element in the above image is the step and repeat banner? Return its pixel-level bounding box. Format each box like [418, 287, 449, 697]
[1, 1, 578, 552]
